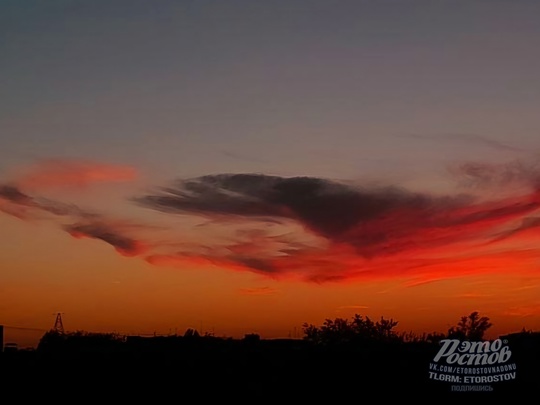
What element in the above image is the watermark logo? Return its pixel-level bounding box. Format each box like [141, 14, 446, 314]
[428, 338, 517, 392]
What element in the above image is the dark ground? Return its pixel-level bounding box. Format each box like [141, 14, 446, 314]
[1, 334, 538, 401]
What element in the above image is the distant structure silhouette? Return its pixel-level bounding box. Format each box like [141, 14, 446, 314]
[53, 313, 64, 334]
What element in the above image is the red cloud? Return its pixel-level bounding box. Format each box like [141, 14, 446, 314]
[139, 190, 540, 284]
[16, 159, 137, 189]
[65, 222, 149, 257]
[5, 160, 540, 286]
[501, 305, 540, 318]
[0, 199, 33, 220]
[144, 253, 279, 277]
[238, 287, 278, 296]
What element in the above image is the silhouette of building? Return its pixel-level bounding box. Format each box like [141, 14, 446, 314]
[0, 325, 3, 352]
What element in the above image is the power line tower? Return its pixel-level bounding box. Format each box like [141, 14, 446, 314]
[53, 312, 65, 334]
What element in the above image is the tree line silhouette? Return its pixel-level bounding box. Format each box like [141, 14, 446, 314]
[1, 310, 539, 399]
[21, 310, 530, 352]
[301, 311, 494, 346]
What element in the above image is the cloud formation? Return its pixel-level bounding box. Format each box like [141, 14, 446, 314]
[64, 222, 147, 257]
[0, 184, 86, 220]
[134, 174, 454, 242]
[4, 158, 540, 284]
[449, 159, 540, 190]
[0, 184, 147, 258]
[403, 133, 523, 152]
[134, 170, 540, 282]
[15, 158, 137, 189]
[238, 287, 279, 296]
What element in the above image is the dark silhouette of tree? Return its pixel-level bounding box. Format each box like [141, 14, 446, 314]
[447, 311, 492, 340]
[425, 331, 446, 344]
[302, 323, 321, 343]
[302, 314, 400, 345]
[351, 314, 399, 341]
[37, 330, 66, 352]
[37, 329, 124, 353]
[243, 333, 261, 343]
[183, 328, 200, 338]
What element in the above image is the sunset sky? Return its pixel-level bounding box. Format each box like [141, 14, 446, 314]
[2, 0, 540, 348]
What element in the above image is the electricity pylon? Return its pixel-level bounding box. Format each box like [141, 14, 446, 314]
[53, 312, 65, 334]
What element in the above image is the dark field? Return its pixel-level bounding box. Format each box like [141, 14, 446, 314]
[1, 333, 538, 401]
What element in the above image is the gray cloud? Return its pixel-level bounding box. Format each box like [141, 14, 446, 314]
[0, 183, 144, 257]
[0, 184, 87, 216]
[63, 222, 145, 257]
[449, 160, 540, 190]
[134, 174, 445, 240]
[0, 185, 35, 205]
[403, 133, 523, 152]
[134, 172, 540, 262]
[6, 162, 540, 282]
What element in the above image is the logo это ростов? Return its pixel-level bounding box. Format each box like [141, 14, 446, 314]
[428, 339, 517, 391]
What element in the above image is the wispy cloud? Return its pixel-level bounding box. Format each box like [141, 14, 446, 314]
[0, 179, 149, 258]
[0, 184, 87, 220]
[238, 287, 279, 296]
[15, 158, 137, 189]
[457, 292, 493, 299]
[501, 305, 540, 318]
[403, 133, 523, 152]
[64, 222, 147, 257]
[4, 158, 540, 284]
[448, 159, 540, 191]
[133, 171, 540, 282]
[337, 305, 369, 310]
